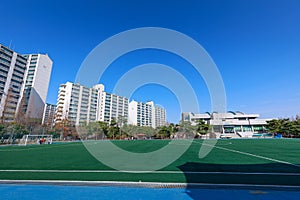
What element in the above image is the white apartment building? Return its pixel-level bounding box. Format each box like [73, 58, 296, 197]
[55, 82, 128, 126]
[56, 82, 98, 125]
[0, 44, 52, 122]
[22, 54, 52, 119]
[155, 105, 166, 127]
[42, 103, 56, 127]
[98, 92, 129, 124]
[128, 100, 166, 128]
[0, 44, 28, 122]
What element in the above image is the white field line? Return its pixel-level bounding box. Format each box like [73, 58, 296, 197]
[0, 169, 300, 176]
[0, 143, 82, 152]
[202, 143, 300, 168]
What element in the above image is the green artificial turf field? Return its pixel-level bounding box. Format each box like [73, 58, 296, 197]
[0, 139, 299, 186]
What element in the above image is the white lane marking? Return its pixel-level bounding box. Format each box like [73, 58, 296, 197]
[0, 169, 299, 176]
[202, 143, 300, 168]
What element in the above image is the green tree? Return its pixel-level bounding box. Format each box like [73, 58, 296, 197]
[175, 121, 197, 139]
[290, 117, 300, 136]
[98, 121, 109, 139]
[12, 123, 28, 139]
[156, 126, 171, 139]
[121, 124, 138, 137]
[266, 119, 281, 133]
[108, 118, 120, 139]
[196, 120, 210, 137]
[140, 126, 156, 137]
[83, 121, 109, 140]
[266, 117, 300, 137]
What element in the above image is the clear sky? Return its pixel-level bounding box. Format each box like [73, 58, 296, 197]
[1, 0, 300, 123]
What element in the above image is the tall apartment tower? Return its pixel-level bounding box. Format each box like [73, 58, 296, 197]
[155, 105, 166, 127]
[56, 82, 98, 125]
[0, 44, 28, 122]
[42, 103, 56, 127]
[0, 44, 52, 123]
[55, 82, 128, 126]
[128, 100, 155, 128]
[22, 54, 52, 119]
[128, 100, 166, 128]
[97, 90, 129, 124]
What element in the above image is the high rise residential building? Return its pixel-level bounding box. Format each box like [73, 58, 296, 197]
[0, 44, 28, 122]
[55, 82, 128, 126]
[22, 54, 52, 119]
[155, 105, 167, 127]
[55, 82, 98, 125]
[128, 100, 154, 128]
[128, 100, 166, 128]
[42, 103, 56, 127]
[97, 91, 129, 124]
[0, 44, 53, 123]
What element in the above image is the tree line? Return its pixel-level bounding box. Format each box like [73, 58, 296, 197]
[77, 119, 211, 140]
[0, 117, 217, 144]
[2, 115, 299, 144]
[266, 116, 300, 137]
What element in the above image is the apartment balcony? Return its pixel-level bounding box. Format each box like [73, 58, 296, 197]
[0, 54, 12, 61]
[57, 101, 64, 105]
[0, 47, 13, 56]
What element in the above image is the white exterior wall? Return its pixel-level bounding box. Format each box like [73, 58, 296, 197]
[24, 54, 53, 119]
[55, 82, 72, 123]
[155, 105, 166, 127]
[94, 84, 105, 122]
[98, 92, 106, 122]
[128, 100, 138, 126]
[75, 85, 83, 125]
[32, 54, 52, 103]
[146, 101, 155, 128]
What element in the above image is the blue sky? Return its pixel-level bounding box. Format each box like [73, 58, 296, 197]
[1, 0, 300, 123]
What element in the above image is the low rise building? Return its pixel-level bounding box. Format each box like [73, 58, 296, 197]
[182, 111, 274, 138]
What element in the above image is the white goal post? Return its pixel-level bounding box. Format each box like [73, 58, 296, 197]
[19, 135, 53, 146]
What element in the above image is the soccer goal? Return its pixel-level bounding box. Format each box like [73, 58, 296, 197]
[19, 135, 53, 146]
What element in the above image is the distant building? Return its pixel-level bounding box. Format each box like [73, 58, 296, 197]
[155, 105, 167, 127]
[42, 103, 56, 127]
[55, 82, 128, 126]
[182, 111, 274, 138]
[0, 44, 28, 122]
[22, 54, 52, 119]
[128, 100, 166, 128]
[97, 90, 129, 124]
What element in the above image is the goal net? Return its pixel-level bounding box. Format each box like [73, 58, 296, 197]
[19, 135, 53, 146]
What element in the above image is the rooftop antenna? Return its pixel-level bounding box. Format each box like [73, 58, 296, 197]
[9, 40, 12, 49]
